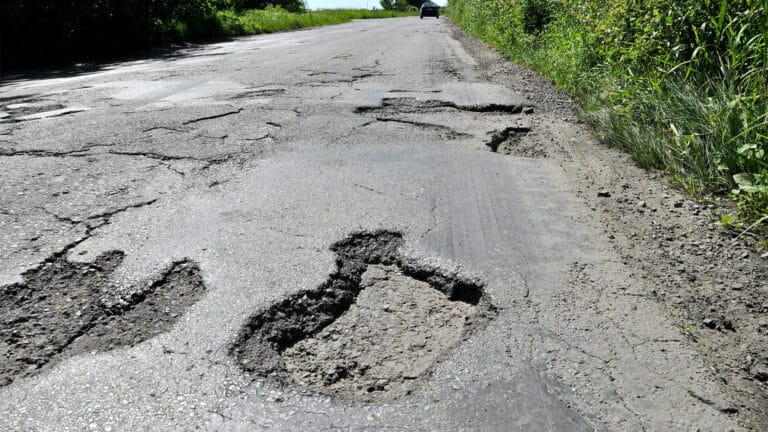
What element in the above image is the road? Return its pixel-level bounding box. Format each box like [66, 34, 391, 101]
[0, 17, 749, 431]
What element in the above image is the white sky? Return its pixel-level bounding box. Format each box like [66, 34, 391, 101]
[305, 0, 447, 10]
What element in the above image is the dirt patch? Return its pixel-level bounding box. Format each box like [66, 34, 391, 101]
[230, 231, 495, 402]
[449, 20, 768, 429]
[0, 251, 206, 387]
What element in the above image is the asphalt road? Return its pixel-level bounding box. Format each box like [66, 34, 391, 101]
[0, 18, 745, 431]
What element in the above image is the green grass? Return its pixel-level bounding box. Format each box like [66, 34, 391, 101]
[215, 7, 414, 36]
[448, 0, 768, 230]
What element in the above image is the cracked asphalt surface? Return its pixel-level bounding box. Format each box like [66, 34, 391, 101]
[0, 17, 761, 431]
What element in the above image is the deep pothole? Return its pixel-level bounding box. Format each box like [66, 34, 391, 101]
[230, 231, 495, 402]
[0, 251, 206, 387]
[486, 125, 547, 158]
[355, 97, 523, 115]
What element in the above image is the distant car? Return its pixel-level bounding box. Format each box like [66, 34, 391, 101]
[420, 1, 439, 19]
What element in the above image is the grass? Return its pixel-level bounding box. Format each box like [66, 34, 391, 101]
[215, 7, 415, 36]
[447, 0, 768, 231]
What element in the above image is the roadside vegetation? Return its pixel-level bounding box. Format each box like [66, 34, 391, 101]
[448, 0, 768, 230]
[0, 1, 411, 70]
[216, 7, 412, 35]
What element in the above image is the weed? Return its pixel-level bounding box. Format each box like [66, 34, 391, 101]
[682, 323, 698, 342]
[720, 214, 739, 231]
[216, 7, 413, 36]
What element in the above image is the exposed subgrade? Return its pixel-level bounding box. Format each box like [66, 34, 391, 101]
[0, 251, 206, 387]
[484, 124, 549, 159]
[230, 230, 496, 402]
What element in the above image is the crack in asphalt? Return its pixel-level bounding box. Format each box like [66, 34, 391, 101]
[243, 133, 272, 142]
[352, 183, 384, 195]
[86, 198, 159, 221]
[0, 148, 92, 158]
[182, 108, 243, 125]
[142, 126, 189, 134]
[28, 198, 163, 270]
[0, 142, 117, 158]
[107, 149, 253, 171]
[371, 116, 473, 139]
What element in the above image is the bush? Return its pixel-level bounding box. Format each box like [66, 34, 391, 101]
[521, 0, 558, 34]
[448, 0, 768, 225]
[0, 0, 224, 68]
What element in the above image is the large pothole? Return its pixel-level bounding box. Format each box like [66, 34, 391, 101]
[0, 251, 206, 386]
[231, 231, 495, 402]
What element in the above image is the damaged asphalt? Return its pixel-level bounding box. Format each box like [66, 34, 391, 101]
[0, 17, 763, 431]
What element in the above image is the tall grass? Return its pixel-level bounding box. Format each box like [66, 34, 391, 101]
[216, 7, 413, 36]
[448, 0, 768, 225]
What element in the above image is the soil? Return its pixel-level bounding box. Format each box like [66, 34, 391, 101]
[448, 21, 768, 429]
[283, 264, 479, 402]
[0, 251, 206, 387]
[230, 230, 496, 402]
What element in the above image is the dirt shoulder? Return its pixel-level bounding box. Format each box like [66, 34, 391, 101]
[450, 21, 768, 430]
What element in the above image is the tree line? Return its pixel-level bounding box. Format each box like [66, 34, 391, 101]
[0, 0, 305, 70]
[379, 0, 432, 11]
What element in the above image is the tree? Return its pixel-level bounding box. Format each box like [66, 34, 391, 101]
[234, 0, 306, 13]
[380, 0, 395, 10]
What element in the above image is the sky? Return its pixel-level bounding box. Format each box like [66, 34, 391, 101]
[305, 0, 447, 10]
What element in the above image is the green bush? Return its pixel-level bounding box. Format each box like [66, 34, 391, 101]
[448, 0, 768, 226]
[521, 0, 558, 34]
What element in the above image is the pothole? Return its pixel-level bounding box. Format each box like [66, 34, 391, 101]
[0, 251, 206, 387]
[355, 97, 522, 115]
[486, 125, 546, 158]
[230, 231, 495, 402]
[0, 99, 88, 122]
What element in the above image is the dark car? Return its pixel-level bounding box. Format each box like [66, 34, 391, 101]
[420, 1, 439, 19]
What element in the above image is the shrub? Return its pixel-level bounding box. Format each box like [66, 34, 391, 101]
[448, 0, 768, 225]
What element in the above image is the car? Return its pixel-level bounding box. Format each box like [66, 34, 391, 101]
[420, 1, 439, 19]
